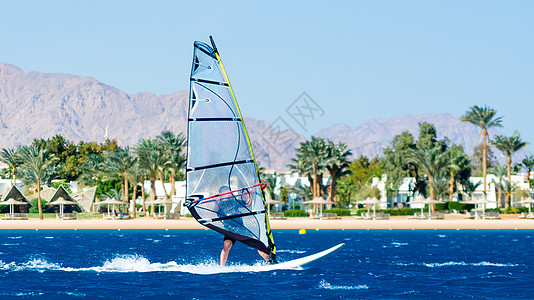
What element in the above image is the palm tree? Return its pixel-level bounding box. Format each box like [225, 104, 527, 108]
[157, 131, 186, 200]
[431, 173, 450, 201]
[0, 147, 22, 186]
[407, 146, 449, 204]
[135, 138, 168, 216]
[461, 179, 482, 201]
[325, 142, 352, 204]
[104, 147, 138, 214]
[288, 154, 314, 193]
[445, 145, 470, 202]
[489, 164, 507, 207]
[522, 156, 534, 195]
[491, 131, 528, 207]
[296, 137, 329, 198]
[261, 173, 277, 201]
[78, 154, 105, 186]
[18, 145, 58, 220]
[125, 162, 145, 219]
[461, 105, 503, 196]
[336, 176, 354, 206]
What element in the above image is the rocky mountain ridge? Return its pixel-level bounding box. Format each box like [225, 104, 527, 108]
[1, 63, 526, 170]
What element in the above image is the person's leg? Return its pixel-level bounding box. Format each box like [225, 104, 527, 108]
[220, 238, 234, 266]
[258, 250, 270, 262]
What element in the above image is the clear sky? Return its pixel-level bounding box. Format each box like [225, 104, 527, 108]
[1, 1, 533, 153]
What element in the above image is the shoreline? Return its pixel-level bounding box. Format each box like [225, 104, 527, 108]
[0, 214, 533, 230]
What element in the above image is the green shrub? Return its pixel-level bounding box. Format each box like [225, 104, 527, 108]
[355, 208, 419, 216]
[448, 201, 474, 212]
[503, 206, 529, 214]
[283, 209, 308, 217]
[323, 208, 351, 216]
[434, 203, 448, 211]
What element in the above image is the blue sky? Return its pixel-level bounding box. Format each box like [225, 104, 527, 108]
[1, 1, 533, 153]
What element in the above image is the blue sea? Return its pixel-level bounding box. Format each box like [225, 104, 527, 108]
[0, 229, 532, 299]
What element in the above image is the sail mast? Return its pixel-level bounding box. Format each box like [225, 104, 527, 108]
[186, 36, 276, 260]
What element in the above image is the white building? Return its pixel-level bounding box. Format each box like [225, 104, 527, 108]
[370, 174, 530, 209]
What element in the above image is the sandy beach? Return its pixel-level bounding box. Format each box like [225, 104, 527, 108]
[1, 214, 533, 230]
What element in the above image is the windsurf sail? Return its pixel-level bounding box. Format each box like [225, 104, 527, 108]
[185, 36, 276, 261]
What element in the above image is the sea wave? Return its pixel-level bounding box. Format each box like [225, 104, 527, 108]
[0, 255, 301, 274]
[394, 261, 519, 267]
[318, 280, 368, 290]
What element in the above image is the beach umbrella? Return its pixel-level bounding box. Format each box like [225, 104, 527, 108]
[408, 197, 440, 219]
[145, 198, 174, 219]
[356, 197, 381, 217]
[95, 198, 127, 217]
[303, 197, 334, 218]
[406, 195, 428, 216]
[519, 198, 534, 214]
[48, 197, 77, 217]
[265, 198, 283, 217]
[0, 198, 28, 216]
[356, 197, 381, 218]
[461, 197, 491, 219]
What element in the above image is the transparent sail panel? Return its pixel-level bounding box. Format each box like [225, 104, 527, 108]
[186, 39, 272, 255]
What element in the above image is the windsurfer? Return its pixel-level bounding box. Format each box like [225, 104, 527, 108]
[220, 235, 271, 266]
[217, 185, 273, 266]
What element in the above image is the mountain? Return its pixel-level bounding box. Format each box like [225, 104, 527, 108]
[0, 63, 188, 147]
[0, 63, 528, 171]
[0, 62, 301, 170]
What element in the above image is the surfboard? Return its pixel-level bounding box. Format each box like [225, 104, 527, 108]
[259, 243, 345, 271]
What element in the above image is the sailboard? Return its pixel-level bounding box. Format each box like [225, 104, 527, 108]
[258, 243, 345, 271]
[185, 36, 277, 262]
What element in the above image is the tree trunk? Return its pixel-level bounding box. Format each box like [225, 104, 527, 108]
[170, 171, 176, 196]
[429, 177, 435, 213]
[37, 177, 43, 220]
[141, 181, 146, 217]
[150, 175, 156, 217]
[482, 130, 487, 196]
[449, 175, 455, 203]
[120, 180, 125, 199]
[12, 167, 17, 186]
[506, 155, 512, 208]
[497, 185, 502, 208]
[132, 183, 137, 219]
[124, 178, 129, 214]
[170, 172, 180, 214]
[158, 170, 169, 199]
[312, 164, 317, 199]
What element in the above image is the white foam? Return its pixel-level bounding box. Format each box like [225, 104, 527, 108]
[277, 249, 306, 254]
[8, 236, 22, 239]
[395, 261, 519, 267]
[318, 280, 368, 290]
[0, 255, 298, 274]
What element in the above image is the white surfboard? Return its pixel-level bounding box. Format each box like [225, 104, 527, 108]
[259, 243, 345, 271]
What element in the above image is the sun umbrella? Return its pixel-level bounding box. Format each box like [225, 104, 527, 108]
[145, 198, 174, 219]
[95, 198, 127, 217]
[265, 197, 283, 217]
[406, 195, 428, 216]
[303, 197, 334, 218]
[407, 196, 440, 219]
[48, 197, 77, 217]
[0, 198, 28, 216]
[461, 197, 491, 219]
[519, 198, 534, 215]
[356, 197, 381, 218]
